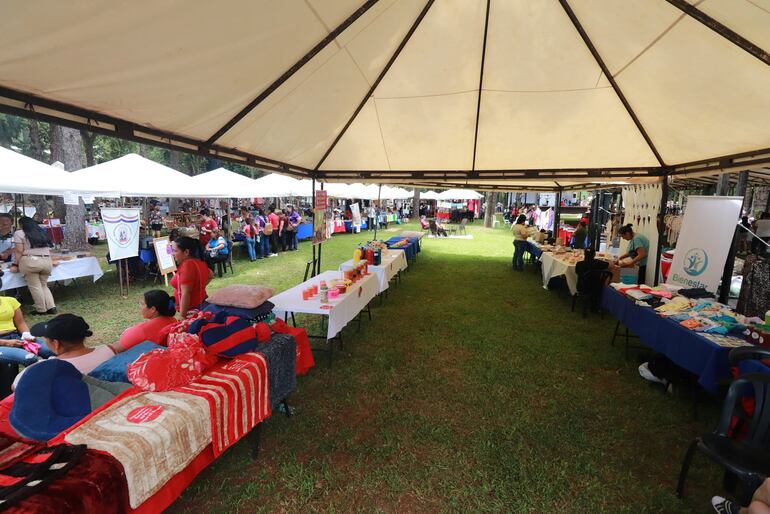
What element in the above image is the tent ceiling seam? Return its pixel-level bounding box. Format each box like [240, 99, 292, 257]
[313, 0, 436, 172]
[746, 0, 770, 16]
[557, 0, 666, 168]
[471, 0, 492, 172]
[665, 0, 770, 66]
[372, 98, 393, 171]
[612, 12, 687, 79]
[204, 0, 380, 146]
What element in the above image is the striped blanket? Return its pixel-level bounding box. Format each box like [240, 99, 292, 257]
[64, 391, 211, 508]
[175, 352, 270, 457]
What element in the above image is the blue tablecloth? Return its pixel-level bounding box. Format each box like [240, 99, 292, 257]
[344, 220, 367, 232]
[297, 223, 313, 240]
[385, 236, 421, 261]
[526, 240, 542, 258]
[602, 287, 735, 393]
[738, 359, 770, 376]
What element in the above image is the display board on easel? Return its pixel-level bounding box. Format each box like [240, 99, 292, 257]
[152, 236, 177, 286]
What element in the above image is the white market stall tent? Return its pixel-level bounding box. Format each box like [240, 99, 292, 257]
[437, 189, 483, 201]
[191, 168, 262, 198]
[251, 173, 312, 198]
[0, 146, 118, 197]
[421, 191, 441, 200]
[72, 154, 207, 198]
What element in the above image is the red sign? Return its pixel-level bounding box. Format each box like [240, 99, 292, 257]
[315, 190, 327, 211]
[127, 405, 164, 424]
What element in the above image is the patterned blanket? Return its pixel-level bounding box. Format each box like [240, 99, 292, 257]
[175, 352, 270, 457]
[64, 391, 211, 508]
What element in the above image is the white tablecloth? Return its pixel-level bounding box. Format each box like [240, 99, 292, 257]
[540, 252, 580, 296]
[338, 250, 407, 294]
[1, 257, 104, 291]
[269, 270, 380, 340]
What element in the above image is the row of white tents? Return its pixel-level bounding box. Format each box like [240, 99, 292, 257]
[1, 148, 482, 201]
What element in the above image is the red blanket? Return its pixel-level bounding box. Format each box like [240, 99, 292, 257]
[175, 352, 270, 457]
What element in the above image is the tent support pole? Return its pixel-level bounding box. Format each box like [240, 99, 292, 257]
[317, 182, 324, 274]
[554, 188, 562, 243]
[311, 178, 317, 278]
[373, 185, 382, 241]
[654, 176, 669, 286]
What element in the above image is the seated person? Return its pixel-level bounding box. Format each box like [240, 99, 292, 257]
[419, 216, 430, 230]
[13, 314, 117, 389]
[204, 229, 229, 273]
[575, 248, 610, 311]
[713, 477, 770, 513]
[113, 290, 177, 352]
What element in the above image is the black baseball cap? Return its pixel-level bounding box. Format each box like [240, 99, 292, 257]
[30, 314, 93, 341]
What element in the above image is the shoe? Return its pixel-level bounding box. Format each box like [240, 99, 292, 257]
[46, 308, 57, 315]
[638, 362, 667, 385]
[269, 253, 277, 257]
[711, 496, 740, 514]
[29, 309, 48, 316]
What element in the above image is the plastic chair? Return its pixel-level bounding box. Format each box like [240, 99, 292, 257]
[458, 218, 468, 236]
[676, 373, 770, 504]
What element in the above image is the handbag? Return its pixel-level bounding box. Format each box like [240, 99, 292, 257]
[263, 222, 273, 235]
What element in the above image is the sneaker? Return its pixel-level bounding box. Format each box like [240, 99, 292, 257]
[638, 362, 667, 385]
[711, 496, 740, 514]
[46, 308, 58, 315]
[269, 253, 277, 257]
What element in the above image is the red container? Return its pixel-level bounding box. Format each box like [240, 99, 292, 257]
[366, 248, 374, 265]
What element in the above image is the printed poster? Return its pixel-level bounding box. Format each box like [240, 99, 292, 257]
[666, 196, 742, 293]
[101, 208, 141, 260]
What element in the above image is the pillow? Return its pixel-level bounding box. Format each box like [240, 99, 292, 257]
[89, 342, 165, 383]
[206, 285, 275, 309]
[202, 301, 274, 322]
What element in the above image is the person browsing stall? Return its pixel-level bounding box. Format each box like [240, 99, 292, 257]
[284, 205, 301, 251]
[171, 236, 213, 317]
[572, 221, 588, 249]
[114, 290, 177, 351]
[198, 209, 218, 248]
[148, 205, 164, 238]
[511, 214, 530, 271]
[0, 213, 14, 262]
[616, 224, 649, 284]
[12, 216, 56, 315]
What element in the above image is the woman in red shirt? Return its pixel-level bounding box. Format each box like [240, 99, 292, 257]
[170, 236, 213, 317]
[114, 290, 177, 351]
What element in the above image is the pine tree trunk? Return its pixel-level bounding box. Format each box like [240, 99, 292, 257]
[52, 125, 88, 251]
[80, 130, 96, 166]
[412, 189, 420, 220]
[483, 192, 497, 228]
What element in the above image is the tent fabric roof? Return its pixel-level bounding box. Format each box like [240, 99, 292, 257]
[1, 1, 768, 191]
[0, 146, 119, 196]
[71, 154, 208, 198]
[251, 173, 313, 197]
[190, 168, 263, 198]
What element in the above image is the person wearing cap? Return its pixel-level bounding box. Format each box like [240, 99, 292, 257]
[16, 314, 116, 387]
[0, 296, 55, 397]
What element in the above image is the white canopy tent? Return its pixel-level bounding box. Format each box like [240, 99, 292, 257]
[72, 153, 204, 198]
[437, 189, 483, 201]
[1, 1, 767, 191]
[191, 167, 262, 198]
[251, 173, 312, 198]
[421, 190, 441, 200]
[0, 146, 118, 197]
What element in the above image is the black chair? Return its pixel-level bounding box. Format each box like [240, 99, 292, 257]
[572, 269, 612, 318]
[676, 373, 770, 504]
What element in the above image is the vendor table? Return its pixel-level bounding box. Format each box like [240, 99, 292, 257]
[384, 236, 421, 262]
[269, 270, 380, 365]
[601, 287, 749, 393]
[339, 249, 407, 294]
[540, 251, 582, 295]
[0, 256, 103, 292]
[344, 220, 368, 232]
[296, 223, 313, 240]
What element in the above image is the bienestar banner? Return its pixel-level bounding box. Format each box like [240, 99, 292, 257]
[666, 196, 742, 293]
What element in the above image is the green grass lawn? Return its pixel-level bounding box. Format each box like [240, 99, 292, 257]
[24, 221, 725, 512]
